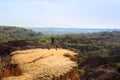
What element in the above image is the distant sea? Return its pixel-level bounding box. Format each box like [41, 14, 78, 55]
[26, 27, 120, 35]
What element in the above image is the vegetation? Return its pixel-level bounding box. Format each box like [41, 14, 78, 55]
[0, 26, 43, 43]
[1, 26, 120, 80]
[17, 29, 120, 65]
[1, 26, 120, 60]
[54, 31, 120, 60]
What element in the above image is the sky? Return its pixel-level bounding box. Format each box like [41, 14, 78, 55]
[0, 0, 120, 29]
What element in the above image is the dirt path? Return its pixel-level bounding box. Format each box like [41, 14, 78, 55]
[3, 48, 78, 80]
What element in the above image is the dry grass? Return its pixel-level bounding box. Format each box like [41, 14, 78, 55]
[3, 48, 77, 80]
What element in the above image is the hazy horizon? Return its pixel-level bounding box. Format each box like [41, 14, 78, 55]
[26, 27, 120, 35]
[1, 25, 120, 29]
[26, 26, 120, 29]
[0, 0, 120, 29]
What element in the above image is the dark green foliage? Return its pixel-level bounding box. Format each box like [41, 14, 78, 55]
[55, 31, 120, 61]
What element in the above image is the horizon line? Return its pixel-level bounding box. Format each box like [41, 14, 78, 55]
[0, 25, 120, 29]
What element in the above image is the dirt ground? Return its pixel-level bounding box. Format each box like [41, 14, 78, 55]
[3, 48, 78, 80]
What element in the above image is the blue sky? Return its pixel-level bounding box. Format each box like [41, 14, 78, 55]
[0, 0, 120, 28]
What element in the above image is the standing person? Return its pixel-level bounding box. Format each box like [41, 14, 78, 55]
[50, 36, 57, 50]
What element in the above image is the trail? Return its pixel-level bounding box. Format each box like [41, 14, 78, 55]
[3, 48, 79, 80]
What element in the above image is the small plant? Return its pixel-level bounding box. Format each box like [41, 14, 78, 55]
[116, 62, 120, 73]
[116, 62, 120, 68]
[78, 69, 85, 75]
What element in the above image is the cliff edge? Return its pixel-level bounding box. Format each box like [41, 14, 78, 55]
[3, 48, 79, 80]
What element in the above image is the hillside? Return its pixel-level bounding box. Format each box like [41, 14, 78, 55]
[3, 48, 79, 80]
[0, 26, 43, 43]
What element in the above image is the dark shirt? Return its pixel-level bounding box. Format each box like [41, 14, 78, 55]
[51, 37, 55, 44]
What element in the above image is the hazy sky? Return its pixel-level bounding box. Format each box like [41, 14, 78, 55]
[0, 0, 120, 28]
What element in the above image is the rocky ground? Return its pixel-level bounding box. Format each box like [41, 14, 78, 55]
[3, 48, 79, 80]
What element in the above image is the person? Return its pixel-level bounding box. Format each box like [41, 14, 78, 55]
[50, 36, 57, 50]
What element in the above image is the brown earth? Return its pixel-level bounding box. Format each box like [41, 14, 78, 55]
[3, 48, 79, 80]
[1, 64, 22, 78]
[0, 40, 39, 57]
[78, 55, 120, 80]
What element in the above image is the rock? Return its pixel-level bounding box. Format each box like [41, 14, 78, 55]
[3, 48, 80, 80]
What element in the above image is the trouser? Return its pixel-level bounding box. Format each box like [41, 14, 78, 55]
[47, 43, 57, 50]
